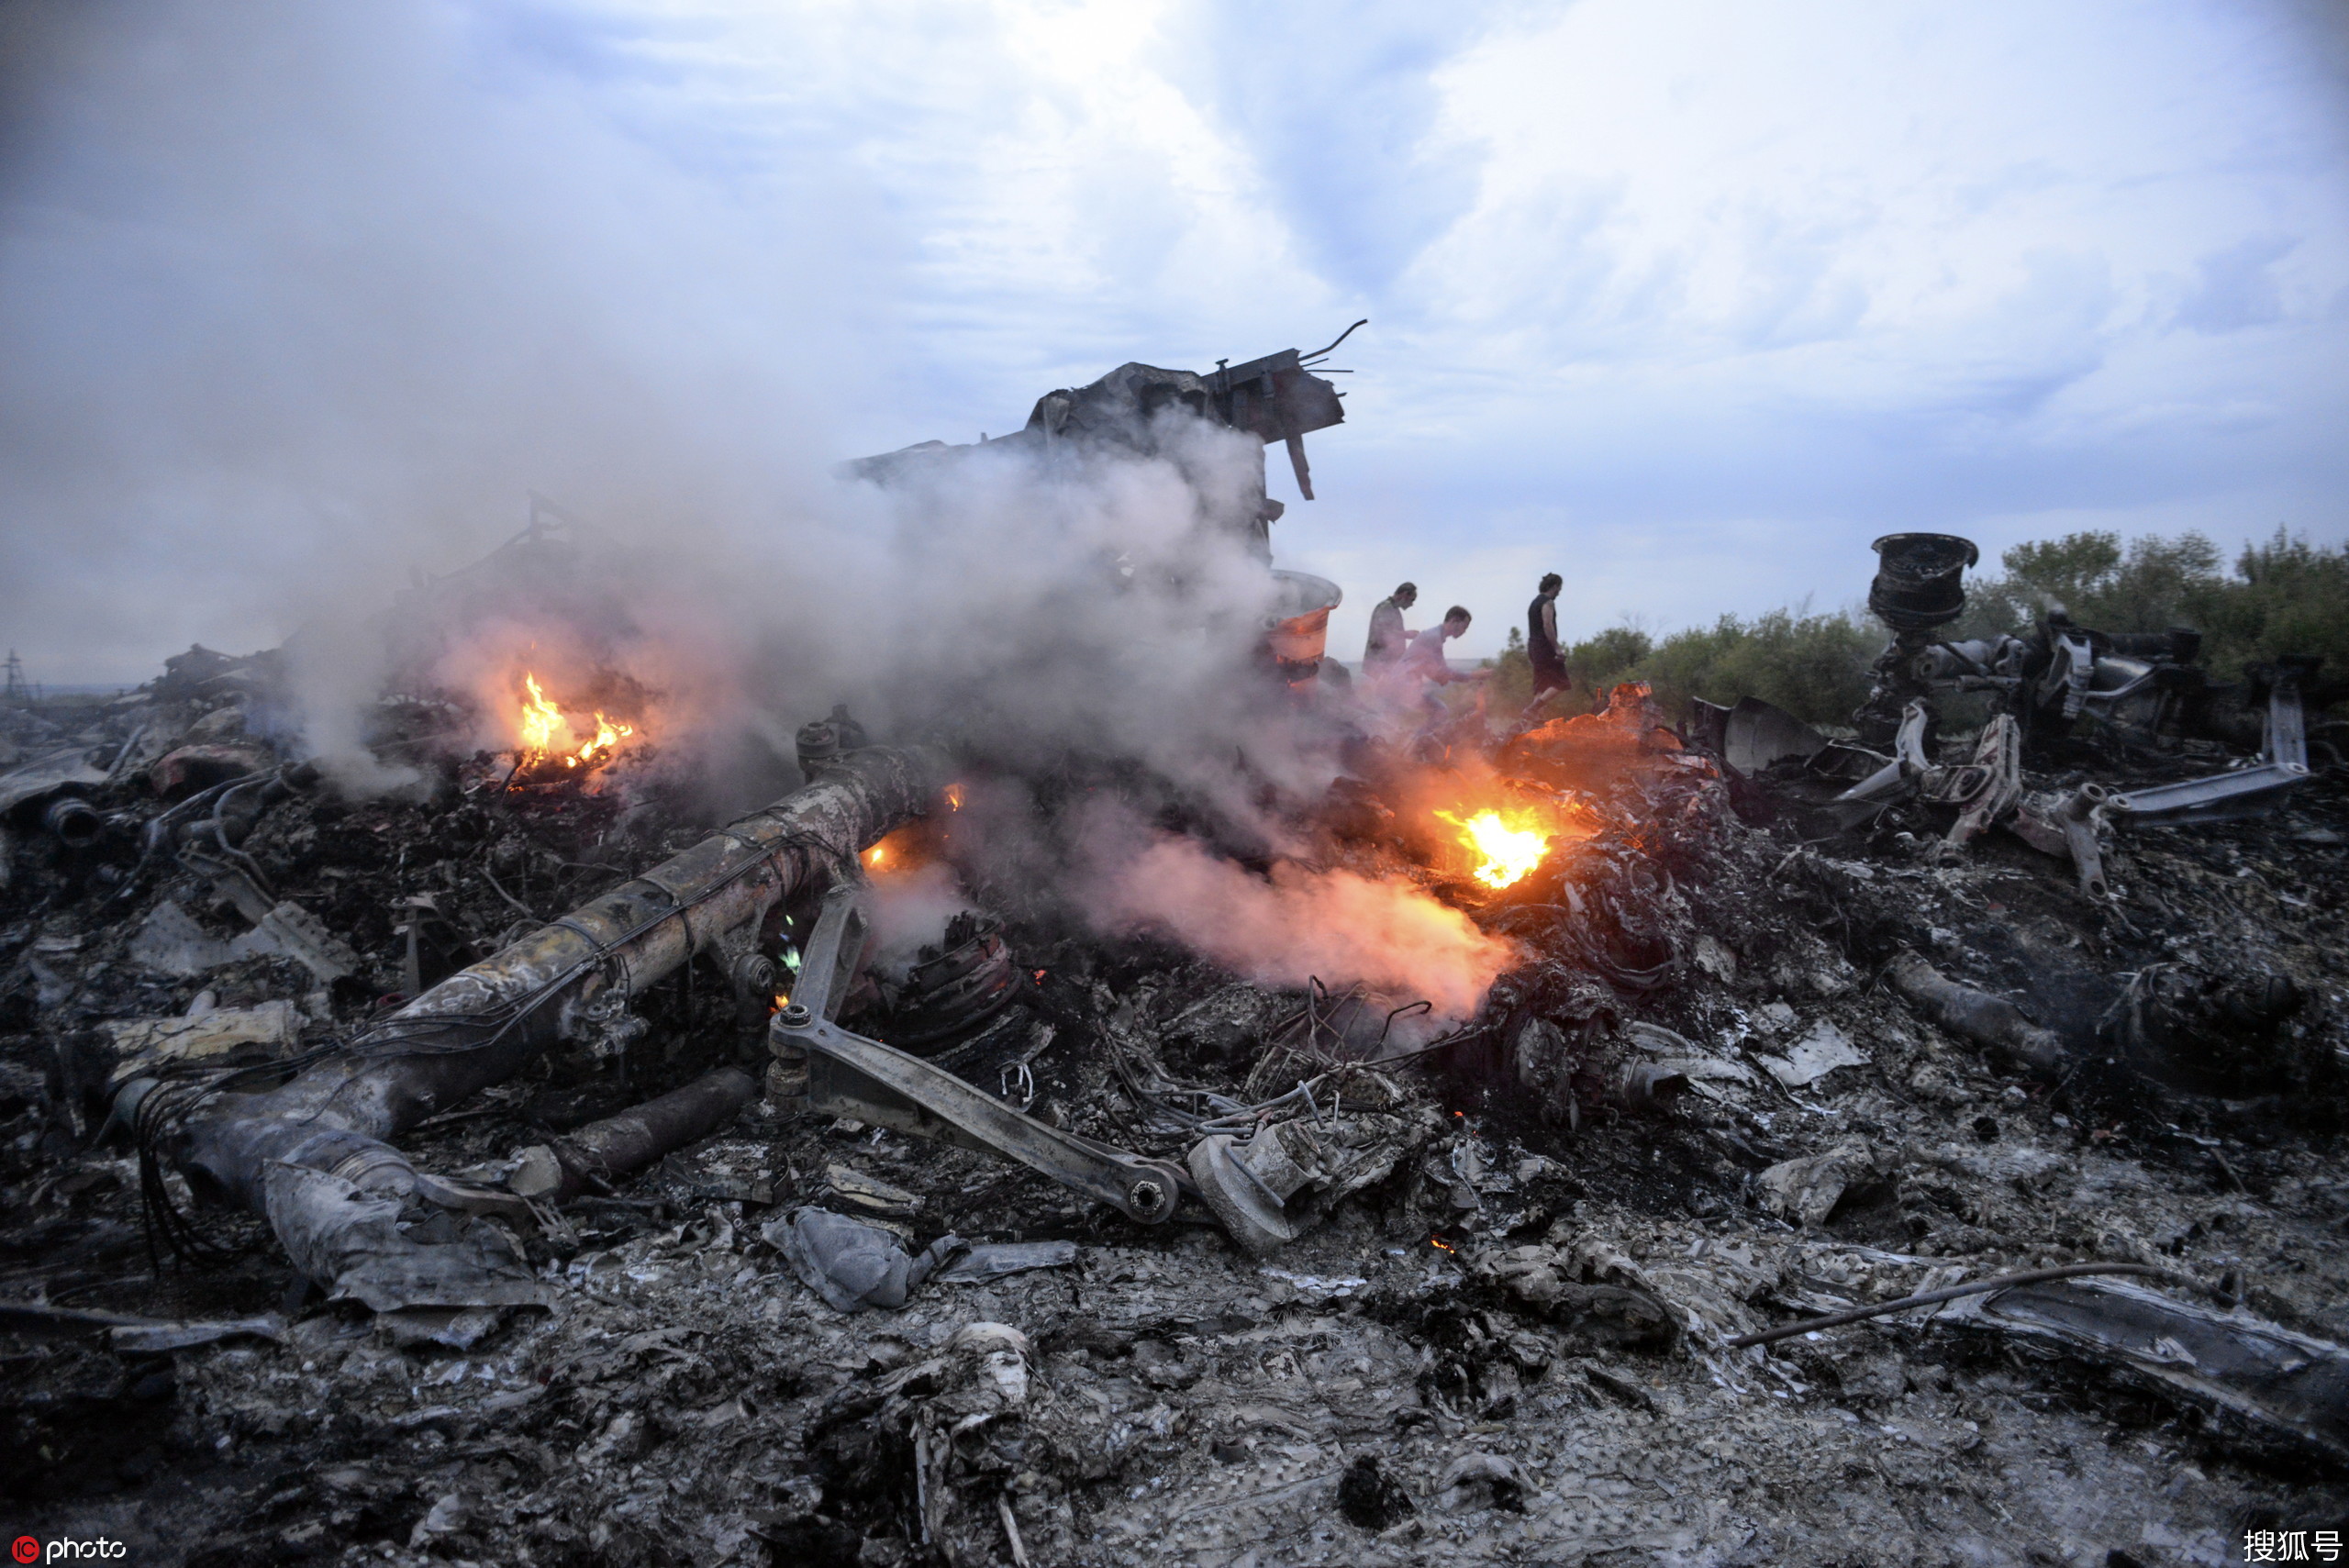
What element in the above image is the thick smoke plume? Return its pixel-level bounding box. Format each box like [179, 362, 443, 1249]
[1093, 837, 1520, 1021]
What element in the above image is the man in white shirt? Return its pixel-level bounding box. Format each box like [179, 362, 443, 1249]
[1394, 606, 1488, 715]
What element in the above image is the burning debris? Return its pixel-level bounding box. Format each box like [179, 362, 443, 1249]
[5, 356, 2347, 1565]
[509, 673, 635, 785]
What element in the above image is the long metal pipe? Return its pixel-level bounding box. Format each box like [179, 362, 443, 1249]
[179, 744, 950, 1211]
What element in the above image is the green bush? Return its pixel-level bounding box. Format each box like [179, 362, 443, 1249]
[1639, 607, 1878, 727]
[1489, 607, 1875, 729]
[1957, 528, 2349, 681]
[1487, 627, 1534, 709]
[1566, 625, 1656, 696]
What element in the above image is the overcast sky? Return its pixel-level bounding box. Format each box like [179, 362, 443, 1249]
[5, 0, 2346, 680]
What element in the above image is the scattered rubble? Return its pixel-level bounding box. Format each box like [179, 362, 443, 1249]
[6, 497, 2347, 1565]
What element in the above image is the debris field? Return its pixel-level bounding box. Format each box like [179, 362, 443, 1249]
[4, 358, 2346, 1568]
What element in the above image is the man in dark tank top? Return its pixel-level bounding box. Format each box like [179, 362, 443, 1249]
[1523, 572, 1570, 717]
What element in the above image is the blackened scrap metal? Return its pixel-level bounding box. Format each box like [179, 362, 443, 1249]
[2009, 781, 2111, 898]
[1204, 347, 1345, 500]
[1840, 533, 2335, 817]
[1885, 950, 2065, 1073]
[1486, 892, 1681, 994]
[845, 339, 1349, 485]
[0, 1302, 287, 1351]
[2098, 962, 2307, 1095]
[1714, 695, 1831, 776]
[841, 328, 1358, 563]
[1725, 1262, 2185, 1347]
[177, 744, 944, 1205]
[133, 743, 946, 1296]
[1853, 533, 1980, 746]
[787, 878, 871, 1026]
[1834, 700, 1933, 806]
[99, 762, 289, 911]
[890, 911, 1020, 1050]
[1188, 1119, 1325, 1256]
[785, 1006, 1187, 1225]
[1957, 1274, 2349, 1465]
[0, 743, 110, 824]
[1943, 714, 2024, 848]
[1867, 532, 1979, 632]
[507, 1066, 760, 1204]
[779, 885, 1186, 1224]
[766, 1207, 963, 1313]
[2108, 663, 2311, 825]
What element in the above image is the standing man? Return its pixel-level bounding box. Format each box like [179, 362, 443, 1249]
[1523, 572, 1570, 717]
[1363, 582, 1419, 674]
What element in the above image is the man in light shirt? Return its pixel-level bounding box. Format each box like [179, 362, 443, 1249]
[1396, 605, 1489, 713]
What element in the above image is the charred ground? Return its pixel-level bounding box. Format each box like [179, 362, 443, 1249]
[4, 653, 2347, 1567]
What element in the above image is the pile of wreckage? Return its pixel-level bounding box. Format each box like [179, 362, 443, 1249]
[6, 362, 2349, 1564]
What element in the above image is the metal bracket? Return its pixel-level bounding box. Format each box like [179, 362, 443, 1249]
[2009, 784, 2110, 898]
[790, 879, 871, 1024]
[1944, 713, 2023, 849]
[2108, 675, 2310, 827]
[770, 881, 1186, 1226]
[1834, 700, 1932, 803]
[2044, 630, 2097, 720]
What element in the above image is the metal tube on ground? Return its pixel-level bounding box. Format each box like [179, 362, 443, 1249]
[41, 795, 102, 847]
[1885, 950, 2065, 1073]
[508, 1067, 762, 1203]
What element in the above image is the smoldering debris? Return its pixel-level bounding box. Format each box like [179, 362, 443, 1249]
[6, 432, 2349, 1565]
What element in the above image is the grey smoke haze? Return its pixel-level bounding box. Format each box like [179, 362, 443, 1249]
[0, 1, 1312, 811]
[0, 0, 874, 686]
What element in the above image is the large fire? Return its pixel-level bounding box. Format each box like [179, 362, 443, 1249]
[1435, 806, 1559, 889]
[1428, 788, 1616, 887]
[514, 673, 632, 773]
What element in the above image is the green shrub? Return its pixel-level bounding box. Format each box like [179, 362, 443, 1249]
[1565, 624, 1656, 696]
[1957, 528, 2349, 681]
[1641, 607, 1878, 727]
[1480, 607, 1876, 728]
[1487, 627, 1534, 709]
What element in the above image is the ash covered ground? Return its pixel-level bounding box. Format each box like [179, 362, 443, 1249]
[4, 640, 2347, 1568]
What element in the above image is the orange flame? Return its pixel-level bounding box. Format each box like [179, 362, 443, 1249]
[861, 825, 924, 873]
[1435, 806, 1553, 889]
[518, 673, 564, 755]
[944, 783, 965, 811]
[515, 672, 633, 772]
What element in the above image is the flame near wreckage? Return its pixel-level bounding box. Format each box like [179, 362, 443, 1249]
[515, 672, 633, 775]
[1436, 806, 1557, 890]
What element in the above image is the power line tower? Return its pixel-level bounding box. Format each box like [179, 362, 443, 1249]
[1, 650, 29, 706]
